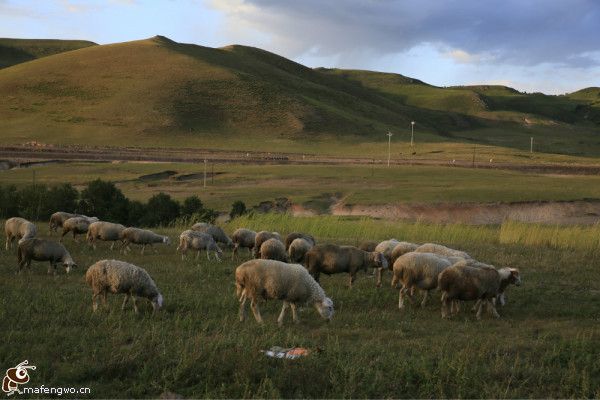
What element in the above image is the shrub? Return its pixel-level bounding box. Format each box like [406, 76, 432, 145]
[181, 195, 204, 218]
[140, 192, 180, 227]
[79, 179, 130, 222]
[230, 200, 247, 219]
[0, 184, 20, 218]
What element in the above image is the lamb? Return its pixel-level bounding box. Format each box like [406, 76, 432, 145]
[85, 259, 164, 313]
[86, 221, 126, 250]
[177, 230, 222, 261]
[191, 223, 233, 248]
[259, 238, 288, 262]
[49, 212, 84, 234]
[305, 244, 388, 287]
[235, 259, 334, 325]
[438, 263, 521, 320]
[121, 227, 170, 255]
[288, 238, 314, 263]
[414, 243, 472, 260]
[60, 216, 98, 242]
[253, 231, 282, 258]
[390, 252, 452, 309]
[5, 217, 37, 250]
[374, 239, 400, 287]
[231, 228, 256, 260]
[284, 232, 316, 251]
[17, 238, 77, 275]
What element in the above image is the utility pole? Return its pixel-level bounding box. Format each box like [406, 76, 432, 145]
[386, 131, 393, 167]
[530, 137, 533, 153]
[472, 144, 476, 168]
[203, 159, 207, 188]
[32, 169, 36, 186]
[410, 121, 415, 147]
[211, 163, 214, 185]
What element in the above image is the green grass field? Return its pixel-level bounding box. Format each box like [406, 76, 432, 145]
[1, 217, 599, 398]
[4, 161, 600, 212]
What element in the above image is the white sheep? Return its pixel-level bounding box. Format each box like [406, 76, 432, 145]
[85, 259, 164, 313]
[235, 259, 334, 326]
[231, 228, 256, 260]
[390, 241, 419, 263]
[284, 232, 316, 251]
[288, 238, 314, 263]
[414, 243, 472, 260]
[86, 221, 126, 250]
[177, 230, 222, 261]
[259, 238, 288, 262]
[391, 252, 452, 309]
[5, 217, 37, 250]
[191, 223, 233, 248]
[253, 231, 282, 258]
[121, 227, 170, 255]
[60, 216, 98, 242]
[49, 212, 94, 234]
[17, 238, 77, 275]
[374, 239, 400, 287]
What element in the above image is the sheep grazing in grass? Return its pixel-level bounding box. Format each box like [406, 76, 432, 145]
[415, 243, 472, 260]
[390, 242, 420, 264]
[284, 232, 316, 251]
[358, 240, 378, 253]
[231, 228, 256, 260]
[191, 223, 233, 248]
[253, 231, 282, 258]
[374, 239, 400, 287]
[391, 252, 452, 309]
[305, 244, 388, 287]
[49, 212, 86, 234]
[177, 230, 222, 261]
[288, 238, 314, 263]
[5, 217, 37, 250]
[235, 259, 334, 325]
[259, 238, 288, 262]
[60, 216, 98, 242]
[17, 238, 77, 275]
[121, 227, 170, 255]
[86, 221, 126, 250]
[85, 259, 164, 313]
[438, 263, 521, 320]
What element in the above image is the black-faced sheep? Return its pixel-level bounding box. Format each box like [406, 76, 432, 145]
[259, 238, 288, 262]
[305, 244, 388, 287]
[5, 217, 37, 250]
[288, 238, 314, 263]
[121, 227, 170, 255]
[253, 231, 282, 258]
[284, 232, 316, 251]
[235, 259, 334, 325]
[17, 238, 77, 275]
[85, 259, 163, 313]
[86, 221, 126, 250]
[438, 263, 521, 320]
[231, 228, 256, 260]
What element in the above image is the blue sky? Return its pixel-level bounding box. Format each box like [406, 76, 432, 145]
[1, 0, 599, 94]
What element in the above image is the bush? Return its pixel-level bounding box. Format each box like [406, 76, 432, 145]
[0, 184, 20, 218]
[230, 200, 247, 219]
[127, 200, 147, 226]
[140, 192, 180, 227]
[181, 195, 204, 218]
[79, 179, 130, 223]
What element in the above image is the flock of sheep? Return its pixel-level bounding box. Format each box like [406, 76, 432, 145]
[3, 212, 522, 325]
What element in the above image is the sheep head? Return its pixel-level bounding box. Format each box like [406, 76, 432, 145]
[152, 294, 164, 312]
[315, 297, 334, 321]
[499, 267, 521, 287]
[371, 252, 388, 270]
[162, 236, 171, 245]
[64, 261, 77, 273]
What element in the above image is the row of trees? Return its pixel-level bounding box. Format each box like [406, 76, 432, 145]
[0, 179, 247, 227]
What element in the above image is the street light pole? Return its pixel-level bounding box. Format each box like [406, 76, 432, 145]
[387, 131, 393, 167]
[410, 121, 415, 147]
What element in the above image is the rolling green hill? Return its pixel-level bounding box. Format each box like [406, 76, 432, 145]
[0, 38, 97, 69]
[0, 36, 599, 157]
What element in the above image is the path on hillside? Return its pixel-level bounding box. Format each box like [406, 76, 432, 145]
[1, 144, 600, 175]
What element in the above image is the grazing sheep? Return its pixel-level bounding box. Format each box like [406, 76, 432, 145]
[358, 240, 378, 253]
[391, 252, 452, 309]
[415, 243, 472, 260]
[390, 242, 419, 263]
[49, 212, 84, 234]
[121, 227, 170, 255]
[235, 259, 334, 325]
[288, 238, 313, 263]
[5, 217, 37, 250]
[177, 230, 222, 261]
[253, 231, 282, 258]
[259, 238, 288, 262]
[305, 244, 388, 287]
[17, 238, 77, 275]
[60, 216, 98, 242]
[374, 239, 400, 287]
[438, 263, 521, 320]
[231, 228, 256, 260]
[86, 221, 126, 250]
[284, 232, 316, 251]
[85, 259, 164, 313]
[191, 223, 233, 248]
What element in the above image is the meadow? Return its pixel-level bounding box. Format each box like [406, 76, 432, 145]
[1, 215, 600, 398]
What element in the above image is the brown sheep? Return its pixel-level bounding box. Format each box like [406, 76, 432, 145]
[231, 228, 256, 260]
[259, 238, 288, 262]
[284, 232, 316, 251]
[253, 231, 282, 258]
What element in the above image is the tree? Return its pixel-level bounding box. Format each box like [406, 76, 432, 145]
[181, 195, 204, 217]
[140, 192, 180, 227]
[230, 200, 247, 219]
[79, 179, 129, 222]
[0, 184, 19, 218]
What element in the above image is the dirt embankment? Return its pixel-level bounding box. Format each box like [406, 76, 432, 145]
[330, 199, 600, 225]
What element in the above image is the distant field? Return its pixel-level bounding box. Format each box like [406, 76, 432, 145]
[3, 161, 600, 212]
[1, 217, 599, 398]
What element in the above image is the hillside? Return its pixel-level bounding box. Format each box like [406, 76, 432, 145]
[0, 36, 599, 156]
[0, 38, 97, 69]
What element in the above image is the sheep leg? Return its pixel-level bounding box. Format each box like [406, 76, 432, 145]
[132, 296, 139, 313]
[140, 244, 146, 255]
[471, 299, 481, 312]
[420, 290, 429, 308]
[239, 293, 248, 322]
[205, 250, 210, 261]
[348, 273, 356, 288]
[476, 299, 485, 320]
[250, 299, 263, 324]
[398, 287, 405, 309]
[290, 303, 299, 324]
[5, 235, 12, 250]
[451, 300, 460, 315]
[92, 293, 100, 312]
[214, 251, 221, 262]
[109, 241, 114, 251]
[72, 231, 78, 242]
[232, 245, 238, 260]
[101, 291, 108, 309]
[277, 301, 289, 326]
[121, 294, 130, 310]
[487, 299, 501, 318]
[441, 294, 451, 319]
[376, 267, 383, 288]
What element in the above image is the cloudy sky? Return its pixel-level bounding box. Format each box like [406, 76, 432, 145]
[1, 0, 599, 94]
